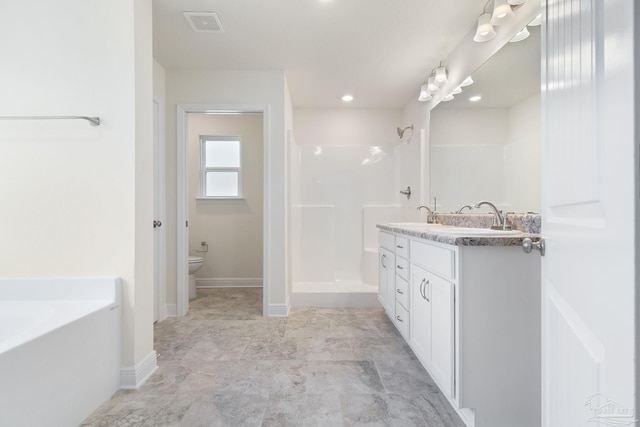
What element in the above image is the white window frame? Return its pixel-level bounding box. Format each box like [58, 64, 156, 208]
[198, 135, 243, 200]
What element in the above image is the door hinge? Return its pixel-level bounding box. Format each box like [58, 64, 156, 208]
[186, 220, 189, 227]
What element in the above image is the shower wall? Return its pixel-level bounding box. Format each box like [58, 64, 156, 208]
[290, 144, 398, 290]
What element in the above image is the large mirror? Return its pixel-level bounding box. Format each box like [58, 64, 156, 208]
[429, 25, 541, 214]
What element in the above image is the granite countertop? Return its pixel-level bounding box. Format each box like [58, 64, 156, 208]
[377, 223, 541, 247]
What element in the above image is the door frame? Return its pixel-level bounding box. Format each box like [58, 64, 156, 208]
[176, 104, 270, 316]
[153, 98, 167, 322]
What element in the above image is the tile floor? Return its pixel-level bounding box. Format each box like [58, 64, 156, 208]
[82, 288, 465, 427]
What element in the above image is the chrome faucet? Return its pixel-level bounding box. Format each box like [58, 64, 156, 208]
[474, 200, 510, 230]
[417, 205, 436, 223]
[456, 205, 473, 214]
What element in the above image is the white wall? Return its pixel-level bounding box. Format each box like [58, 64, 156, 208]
[505, 94, 541, 212]
[187, 114, 263, 281]
[165, 70, 288, 314]
[0, 0, 154, 369]
[294, 108, 400, 146]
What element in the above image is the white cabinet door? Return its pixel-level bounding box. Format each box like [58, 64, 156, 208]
[541, 0, 635, 424]
[378, 247, 395, 316]
[410, 264, 432, 367]
[411, 263, 455, 399]
[430, 275, 454, 399]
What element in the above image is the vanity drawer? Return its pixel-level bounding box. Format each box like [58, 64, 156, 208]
[394, 299, 410, 338]
[410, 240, 455, 280]
[379, 231, 395, 251]
[395, 276, 409, 310]
[395, 237, 409, 259]
[395, 256, 409, 281]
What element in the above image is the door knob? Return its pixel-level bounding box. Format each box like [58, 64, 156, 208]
[522, 237, 545, 256]
[153, 220, 162, 228]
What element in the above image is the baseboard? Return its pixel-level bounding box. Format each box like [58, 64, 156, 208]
[120, 350, 158, 389]
[196, 278, 263, 288]
[290, 291, 381, 307]
[268, 303, 290, 317]
[166, 304, 177, 317]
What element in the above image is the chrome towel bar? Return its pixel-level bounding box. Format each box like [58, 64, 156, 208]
[0, 115, 100, 126]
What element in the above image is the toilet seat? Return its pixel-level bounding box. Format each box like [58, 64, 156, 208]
[188, 255, 204, 264]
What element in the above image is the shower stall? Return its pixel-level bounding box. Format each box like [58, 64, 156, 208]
[289, 143, 400, 306]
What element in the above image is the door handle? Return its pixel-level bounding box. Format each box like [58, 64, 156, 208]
[153, 220, 162, 228]
[522, 237, 545, 256]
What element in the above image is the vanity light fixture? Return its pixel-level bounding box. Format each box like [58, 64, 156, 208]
[510, 26, 530, 42]
[442, 93, 455, 102]
[474, 12, 496, 42]
[491, 0, 514, 25]
[434, 65, 448, 85]
[469, 95, 482, 102]
[341, 94, 354, 102]
[452, 86, 463, 95]
[461, 76, 474, 87]
[418, 84, 433, 102]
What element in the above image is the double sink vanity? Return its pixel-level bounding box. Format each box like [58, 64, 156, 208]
[377, 216, 541, 427]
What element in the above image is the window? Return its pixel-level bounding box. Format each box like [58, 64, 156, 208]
[200, 136, 242, 198]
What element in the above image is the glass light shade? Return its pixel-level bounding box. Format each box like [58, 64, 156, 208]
[442, 93, 455, 102]
[427, 75, 438, 93]
[491, 0, 514, 25]
[460, 76, 474, 87]
[418, 84, 432, 102]
[510, 26, 530, 42]
[508, 0, 527, 4]
[435, 66, 448, 84]
[452, 86, 462, 95]
[474, 13, 496, 42]
[528, 13, 542, 26]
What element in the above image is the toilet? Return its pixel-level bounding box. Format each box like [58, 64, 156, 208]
[188, 255, 204, 300]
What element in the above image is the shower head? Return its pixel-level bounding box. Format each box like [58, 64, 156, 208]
[397, 125, 414, 138]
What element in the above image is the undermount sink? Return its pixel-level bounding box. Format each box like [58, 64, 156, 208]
[435, 227, 523, 236]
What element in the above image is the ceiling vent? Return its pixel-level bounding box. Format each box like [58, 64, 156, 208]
[183, 12, 224, 33]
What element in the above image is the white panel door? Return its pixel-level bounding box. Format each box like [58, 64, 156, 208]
[542, 0, 636, 425]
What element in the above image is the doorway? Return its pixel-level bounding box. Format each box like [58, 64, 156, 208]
[176, 105, 269, 316]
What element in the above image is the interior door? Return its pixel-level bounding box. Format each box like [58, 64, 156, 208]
[541, 0, 636, 425]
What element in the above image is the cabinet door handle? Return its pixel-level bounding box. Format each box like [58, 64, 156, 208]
[419, 278, 426, 299]
[380, 254, 387, 268]
[396, 315, 403, 322]
[396, 245, 404, 249]
[397, 289, 404, 295]
[396, 265, 404, 270]
[425, 279, 430, 302]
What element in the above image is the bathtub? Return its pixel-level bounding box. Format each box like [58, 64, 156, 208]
[0, 277, 121, 427]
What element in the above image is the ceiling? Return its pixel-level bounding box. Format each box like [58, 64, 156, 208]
[153, 0, 483, 109]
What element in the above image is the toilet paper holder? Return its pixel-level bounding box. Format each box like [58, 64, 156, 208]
[196, 241, 208, 253]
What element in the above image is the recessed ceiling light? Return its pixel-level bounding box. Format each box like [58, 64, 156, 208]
[341, 94, 354, 102]
[469, 95, 482, 102]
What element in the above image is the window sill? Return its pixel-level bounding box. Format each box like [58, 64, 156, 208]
[196, 196, 245, 202]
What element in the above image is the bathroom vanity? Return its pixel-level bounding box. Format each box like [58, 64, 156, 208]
[378, 223, 541, 427]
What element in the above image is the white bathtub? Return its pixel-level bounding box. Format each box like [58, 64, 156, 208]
[0, 277, 121, 427]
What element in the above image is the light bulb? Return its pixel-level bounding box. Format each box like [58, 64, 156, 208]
[491, 0, 514, 25]
[461, 76, 474, 87]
